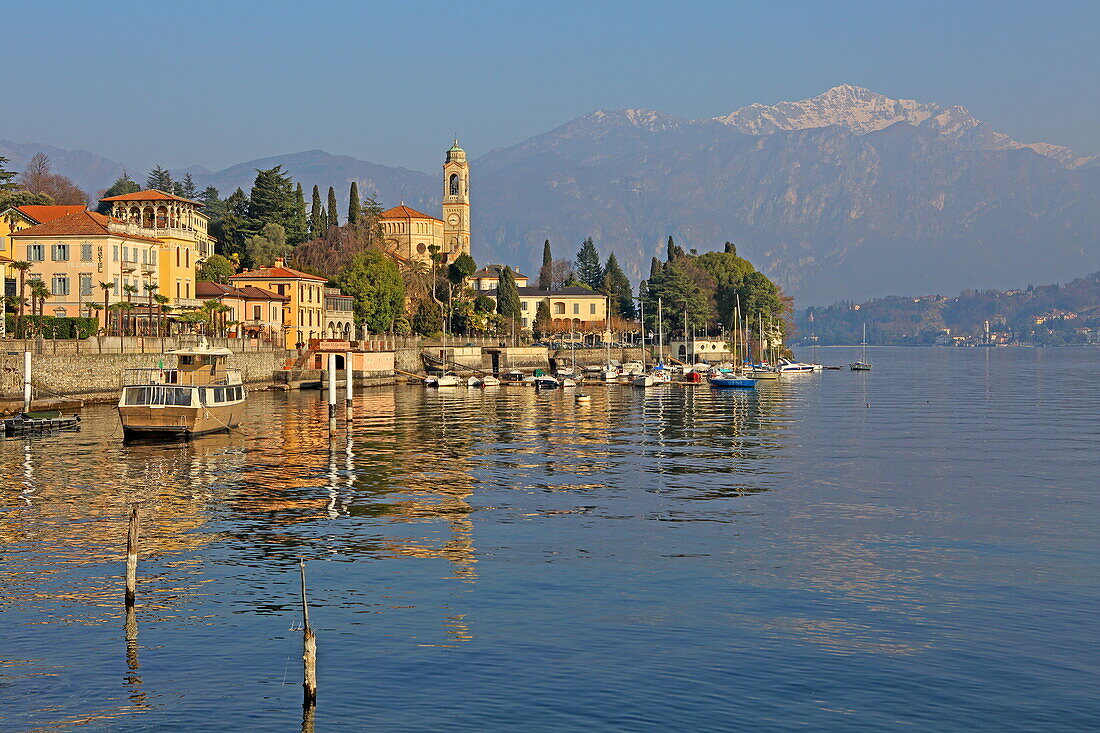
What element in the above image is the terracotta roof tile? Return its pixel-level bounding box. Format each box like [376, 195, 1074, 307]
[379, 204, 440, 221]
[99, 188, 202, 205]
[196, 281, 291, 301]
[230, 262, 327, 282]
[8, 211, 163, 244]
[14, 205, 87, 223]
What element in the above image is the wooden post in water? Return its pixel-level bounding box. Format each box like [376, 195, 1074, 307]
[345, 351, 354, 423]
[327, 353, 337, 435]
[23, 351, 32, 412]
[125, 506, 139, 608]
[300, 559, 317, 708]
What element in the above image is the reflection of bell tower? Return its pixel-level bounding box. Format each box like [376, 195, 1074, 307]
[442, 140, 470, 262]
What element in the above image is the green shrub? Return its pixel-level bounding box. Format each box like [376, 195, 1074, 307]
[4, 315, 99, 339]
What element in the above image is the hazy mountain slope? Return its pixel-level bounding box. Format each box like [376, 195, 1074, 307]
[0, 139, 127, 197]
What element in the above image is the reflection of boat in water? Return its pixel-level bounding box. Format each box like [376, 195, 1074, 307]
[3, 411, 81, 436]
[118, 345, 245, 439]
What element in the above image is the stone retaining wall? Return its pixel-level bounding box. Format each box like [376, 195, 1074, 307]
[0, 350, 292, 403]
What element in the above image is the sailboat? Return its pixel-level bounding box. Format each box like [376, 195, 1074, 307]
[748, 311, 779, 379]
[850, 324, 873, 371]
[710, 302, 756, 389]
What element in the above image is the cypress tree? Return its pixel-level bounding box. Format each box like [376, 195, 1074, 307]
[496, 266, 522, 321]
[666, 235, 684, 261]
[601, 252, 635, 319]
[327, 187, 339, 228]
[534, 300, 552, 339]
[538, 239, 553, 290]
[574, 237, 603, 290]
[348, 181, 361, 224]
[246, 165, 299, 242]
[310, 185, 323, 239]
[292, 182, 308, 244]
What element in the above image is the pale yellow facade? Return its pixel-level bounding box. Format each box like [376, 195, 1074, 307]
[490, 286, 609, 332]
[379, 142, 472, 267]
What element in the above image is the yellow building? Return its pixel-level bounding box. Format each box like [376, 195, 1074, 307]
[229, 257, 327, 348]
[99, 189, 214, 304]
[488, 284, 609, 332]
[7, 210, 168, 324]
[470, 264, 529, 291]
[2, 205, 87, 289]
[379, 141, 472, 266]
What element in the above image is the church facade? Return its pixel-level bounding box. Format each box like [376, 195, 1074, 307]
[379, 141, 471, 266]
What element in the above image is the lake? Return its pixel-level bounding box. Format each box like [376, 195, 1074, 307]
[2, 347, 1097, 731]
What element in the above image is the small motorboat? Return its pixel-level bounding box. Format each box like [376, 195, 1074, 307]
[850, 362, 873, 371]
[502, 370, 526, 384]
[534, 375, 560, 390]
[621, 361, 644, 377]
[561, 378, 577, 388]
[632, 374, 655, 388]
[776, 358, 816, 373]
[481, 375, 501, 386]
[748, 364, 780, 379]
[467, 376, 483, 387]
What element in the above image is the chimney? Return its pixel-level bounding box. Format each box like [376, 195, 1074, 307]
[274, 257, 285, 267]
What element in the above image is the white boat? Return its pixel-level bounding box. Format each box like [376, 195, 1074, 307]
[621, 361, 644, 376]
[602, 365, 620, 382]
[561, 377, 577, 388]
[776, 358, 816, 373]
[428, 372, 460, 387]
[632, 374, 655, 388]
[534, 374, 560, 389]
[556, 366, 577, 378]
[748, 368, 780, 379]
[467, 376, 483, 387]
[118, 344, 245, 439]
[850, 323, 873, 371]
[481, 375, 501, 386]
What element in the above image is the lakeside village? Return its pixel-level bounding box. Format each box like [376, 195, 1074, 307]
[0, 142, 829, 432]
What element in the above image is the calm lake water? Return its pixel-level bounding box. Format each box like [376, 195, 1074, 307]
[2, 347, 1098, 731]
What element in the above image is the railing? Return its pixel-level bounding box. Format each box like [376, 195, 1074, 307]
[120, 368, 243, 387]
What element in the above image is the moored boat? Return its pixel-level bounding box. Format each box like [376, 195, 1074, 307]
[118, 345, 245, 439]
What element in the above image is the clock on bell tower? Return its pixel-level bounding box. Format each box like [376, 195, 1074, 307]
[442, 139, 470, 262]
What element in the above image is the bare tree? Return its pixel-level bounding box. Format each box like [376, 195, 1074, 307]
[19, 153, 89, 205]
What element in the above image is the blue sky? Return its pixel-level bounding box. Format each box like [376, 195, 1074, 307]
[6, 0, 1098, 173]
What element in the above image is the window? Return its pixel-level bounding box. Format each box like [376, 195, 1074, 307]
[554, 302, 565, 314]
[79, 274, 93, 296]
[176, 248, 180, 267]
[81, 243, 93, 261]
[590, 303, 597, 315]
[253, 305, 262, 320]
[113, 245, 119, 262]
[51, 276, 69, 296]
[276, 284, 285, 295]
[573, 303, 579, 314]
[28, 244, 44, 261]
[522, 318, 529, 327]
[123, 246, 130, 262]
[149, 250, 157, 266]
[141, 249, 147, 265]
[449, 173, 460, 196]
[51, 243, 69, 261]
[521, 301, 529, 311]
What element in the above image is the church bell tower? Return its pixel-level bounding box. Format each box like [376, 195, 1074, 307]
[442, 140, 470, 262]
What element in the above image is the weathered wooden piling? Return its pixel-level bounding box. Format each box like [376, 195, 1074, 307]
[300, 559, 317, 708]
[327, 353, 338, 435]
[125, 506, 139, 608]
[23, 352, 32, 412]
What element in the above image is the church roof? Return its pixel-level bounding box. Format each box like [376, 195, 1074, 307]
[100, 188, 202, 205]
[379, 204, 440, 221]
[8, 210, 163, 244]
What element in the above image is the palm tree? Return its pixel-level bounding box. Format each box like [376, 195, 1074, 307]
[29, 279, 48, 318]
[115, 302, 135, 336]
[121, 284, 138, 336]
[143, 282, 159, 336]
[10, 261, 30, 337]
[153, 293, 170, 337]
[98, 282, 115, 334]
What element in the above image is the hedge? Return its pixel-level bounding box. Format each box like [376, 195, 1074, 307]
[4, 315, 100, 339]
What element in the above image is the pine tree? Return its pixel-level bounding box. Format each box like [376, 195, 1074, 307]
[247, 166, 304, 244]
[0, 156, 16, 191]
[666, 235, 684, 262]
[176, 173, 198, 199]
[96, 173, 140, 214]
[534, 300, 552, 339]
[538, 239, 553, 290]
[199, 185, 220, 207]
[327, 187, 339, 228]
[574, 237, 603, 290]
[146, 165, 173, 192]
[601, 252, 635, 319]
[219, 188, 250, 261]
[310, 185, 323, 239]
[347, 181, 361, 224]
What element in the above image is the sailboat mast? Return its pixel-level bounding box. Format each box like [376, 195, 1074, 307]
[657, 297, 664, 366]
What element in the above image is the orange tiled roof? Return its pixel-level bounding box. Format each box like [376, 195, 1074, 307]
[15, 205, 87, 223]
[196, 281, 290, 301]
[8, 211, 163, 244]
[230, 263, 327, 282]
[379, 204, 440, 221]
[99, 188, 202, 205]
